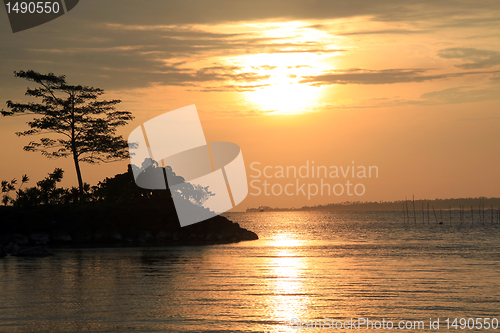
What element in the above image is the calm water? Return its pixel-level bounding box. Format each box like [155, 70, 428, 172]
[1, 211, 499, 332]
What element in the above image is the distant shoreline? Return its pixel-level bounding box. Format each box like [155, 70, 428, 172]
[247, 197, 500, 212]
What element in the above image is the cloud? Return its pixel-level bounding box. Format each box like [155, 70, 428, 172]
[0, 21, 327, 90]
[251, 65, 278, 70]
[1, 0, 499, 95]
[74, 0, 500, 26]
[338, 29, 431, 36]
[438, 47, 500, 69]
[199, 108, 276, 118]
[416, 85, 500, 104]
[195, 84, 272, 92]
[300, 68, 444, 85]
[299, 68, 500, 86]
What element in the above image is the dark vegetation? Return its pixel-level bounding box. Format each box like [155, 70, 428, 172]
[1, 70, 133, 196]
[0, 70, 257, 257]
[0, 166, 257, 252]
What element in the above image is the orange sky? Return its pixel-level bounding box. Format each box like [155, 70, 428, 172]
[1, 1, 500, 210]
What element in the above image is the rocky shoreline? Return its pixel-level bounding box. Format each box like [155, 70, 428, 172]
[0, 219, 258, 258]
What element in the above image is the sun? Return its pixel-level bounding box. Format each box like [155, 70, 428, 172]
[200, 21, 340, 114]
[237, 53, 327, 114]
[247, 79, 322, 115]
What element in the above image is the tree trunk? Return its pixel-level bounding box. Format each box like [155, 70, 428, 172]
[69, 97, 83, 199]
[73, 150, 84, 198]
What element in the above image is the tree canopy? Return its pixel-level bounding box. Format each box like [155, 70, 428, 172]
[1, 70, 134, 196]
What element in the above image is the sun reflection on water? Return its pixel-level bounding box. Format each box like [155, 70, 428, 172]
[264, 235, 311, 332]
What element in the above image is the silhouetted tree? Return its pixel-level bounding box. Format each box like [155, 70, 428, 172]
[97, 161, 214, 207]
[1, 174, 29, 205]
[1, 70, 134, 197]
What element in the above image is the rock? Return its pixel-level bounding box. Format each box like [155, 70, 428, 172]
[75, 231, 92, 243]
[4, 243, 20, 255]
[51, 230, 72, 243]
[239, 229, 259, 240]
[29, 232, 51, 245]
[3, 234, 29, 246]
[138, 231, 153, 243]
[93, 229, 110, 242]
[110, 231, 123, 242]
[13, 246, 53, 257]
[0, 247, 6, 258]
[155, 231, 170, 242]
[172, 231, 184, 241]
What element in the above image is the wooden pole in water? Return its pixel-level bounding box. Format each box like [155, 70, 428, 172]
[471, 205, 473, 224]
[427, 203, 430, 224]
[413, 195, 416, 224]
[422, 202, 425, 224]
[402, 201, 406, 223]
[449, 206, 452, 224]
[479, 201, 482, 224]
[481, 203, 486, 224]
[432, 206, 439, 224]
[481, 203, 483, 224]
[483, 203, 485, 224]
[406, 200, 410, 223]
[404, 197, 407, 223]
[492, 205, 494, 225]
[440, 209, 443, 224]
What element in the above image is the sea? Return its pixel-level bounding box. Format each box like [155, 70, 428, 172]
[0, 211, 499, 332]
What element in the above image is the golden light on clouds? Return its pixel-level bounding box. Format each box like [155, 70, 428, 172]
[241, 54, 326, 114]
[247, 82, 322, 114]
[221, 22, 339, 114]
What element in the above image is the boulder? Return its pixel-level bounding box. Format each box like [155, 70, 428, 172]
[74, 231, 92, 243]
[13, 246, 53, 257]
[155, 231, 170, 242]
[172, 231, 184, 241]
[93, 229, 110, 242]
[138, 231, 153, 243]
[110, 231, 123, 242]
[3, 234, 29, 246]
[239, 229, 259, 241]
[51, 230, 72, 243]
[3, 243, 20, 255]
[29, 232, 51, 245]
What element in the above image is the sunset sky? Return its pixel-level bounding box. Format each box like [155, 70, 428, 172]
[1, 0, 500, 209]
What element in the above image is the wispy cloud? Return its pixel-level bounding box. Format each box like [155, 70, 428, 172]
[299, 68, 500, 86]
[195, 84, 272, 92]
[438, 47, 500, 69]
[414, 84, 500, 105]
[338, 29, 430, 36]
